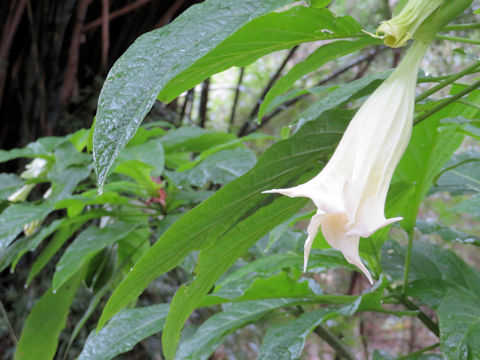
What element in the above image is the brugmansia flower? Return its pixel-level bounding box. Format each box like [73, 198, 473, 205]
[370, 0, 444, 47]
[264, 41, 429, 284]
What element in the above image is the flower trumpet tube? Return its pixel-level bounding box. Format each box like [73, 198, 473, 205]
[263, 41, 429, 284]
[370, 0, 444, 47]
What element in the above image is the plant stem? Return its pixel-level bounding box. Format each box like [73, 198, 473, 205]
[414, 79, 480, 125]
[436, 34, 480, 45]
[402, 226, 415, 294]
[0, 300, 17, 345]
[388, 288, 440, 337]
[314, 324, 358, 360]
[397, 342, 440, 359]
[416, 61, 480, 103]
[443, 23, 480, 31]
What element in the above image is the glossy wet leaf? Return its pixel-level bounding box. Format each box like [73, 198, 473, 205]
[159, 7, 365, 103]
[78, 304, 169, 360]
[93, 0, 295, 190]
[438, 288, 480, 360]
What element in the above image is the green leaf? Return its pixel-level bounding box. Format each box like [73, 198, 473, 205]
[97, 109, 350, 337]
[381, 240, 480, 308]
[438, 288, 480, 360]
[0, 219, 63, 272]
[258, 37, 378, 122]
[169, 148, 256, 187]
[14, 270, 83, 360]
[163, 196, 307, 359]
[0, 203, 53, 250]
[0, 174, 24, 200]
[257, 309, 338, 360]
[159, 7, 365, 103]
[78, 304, 169, 360]
[452, 193, 480, 217]
[430, 151, 480, 195]
[392, 87, 480, 231]
[93, 0, 295, 190]
[216, 250, 351, 288]
[161, 126, 235, 154]
[175, 299, 300, 360]
[26, 210, 106, 285]
[200, 271, 322, 307]
[116, 138, 164, 175]
[257, 278, 388, 360]
[416, 220, 480, 246]
[52, 222, 138, 291]
[0, 137, 66, 163]
[295, 70, 390, 127]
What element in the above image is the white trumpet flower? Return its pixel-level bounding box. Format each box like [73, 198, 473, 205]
[264, 41, 429, 284]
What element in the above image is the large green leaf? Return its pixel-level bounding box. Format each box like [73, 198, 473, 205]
[452, 193, 480, 217]
[78, 304, 169, 360]
[97, 110, 350, 334]
[0, 203, 53, 249]
[438, 288, 480, 360]
[14, 271, 83, 360]
[92, 0, 295, 189]
[257, 37, 378, 122]
[175, 299, 300, 360]
[163, 196, 307, 359]
[159, 6, 366, 103]
[52, 222, 139, 291]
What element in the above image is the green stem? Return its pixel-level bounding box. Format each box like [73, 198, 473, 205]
[416, 61, 480, 103]
[402, 226, 415, 294]
[414, 79, 480, 125]
[314, 324, 358, 360]
[436, 34, 480, 45]
[443, 23, 480, 31]
[388, 287, 440, 337]
[397, 342, 440, 360]
[374, 309, 419, 317]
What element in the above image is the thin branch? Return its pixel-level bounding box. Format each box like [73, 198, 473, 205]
[83, 0, 153, 32]
[239, 48, 383, 136]
[179, 88, 194, 125]
[414, 79, 480, 125]
[416, 61, 480, 103]
[249, 45, 299, 120]
[155, 0, 186, 28]
[436, 34, 480, 45]
[314, 324, 358, 360]
[199, 78, 210, 128]
[101, 0, 110, 71]
[60, 0, 92, 107]
[229, 67, 245, 132]
[0, 0, 27, 108]
[443, 23, 480, 31]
